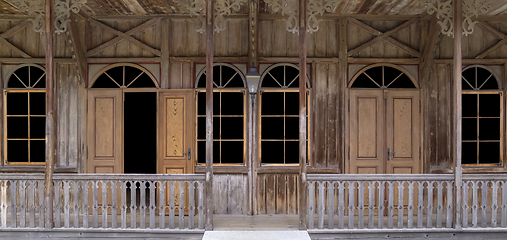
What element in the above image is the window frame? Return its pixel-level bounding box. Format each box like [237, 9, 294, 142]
[3, 64, 46, 165]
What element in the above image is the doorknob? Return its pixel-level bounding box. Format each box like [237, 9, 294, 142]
[183, 148, 191, 161]
[387, 148, 395, 161]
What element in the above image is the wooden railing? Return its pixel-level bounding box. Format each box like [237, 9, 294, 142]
[307, 174, 507, 231]
[0, 174, 205, 231]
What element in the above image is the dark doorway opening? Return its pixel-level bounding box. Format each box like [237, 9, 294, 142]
[124, 92, 157, 208]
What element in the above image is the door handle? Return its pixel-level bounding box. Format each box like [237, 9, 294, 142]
[183, 148, 191, 160]
[387, 148, 395, 161]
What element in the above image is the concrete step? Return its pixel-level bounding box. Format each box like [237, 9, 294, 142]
[202, 231, 311, 240]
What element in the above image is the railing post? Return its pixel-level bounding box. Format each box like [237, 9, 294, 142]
[298, 0, 308, 230]
[453, 0, 463, 231]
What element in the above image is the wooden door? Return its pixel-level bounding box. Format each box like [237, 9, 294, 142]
[87, 90, 122, 174]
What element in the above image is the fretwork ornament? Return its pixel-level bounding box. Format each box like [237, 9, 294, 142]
[423, 0, 490, 37]
[12, 0, 87, 34]
[264, 0, 339, 34]
[175, 0, 247, 33]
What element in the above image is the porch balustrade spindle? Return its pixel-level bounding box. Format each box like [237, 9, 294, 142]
[121, 181, 127, 229]
[348, 181, 354, 228]
[492, 181, 499, 228]
[20, 181, 26, 228]
[140, 181, 146, 229]
[111, 181, 118, 228]
[130, 181, 137, 228]
[102, 181, 109, 228]
[357, 181, 364, 229]
[472, 181, 478, 227]
[28, 180, 36, 228]
[367, 182, 374, 229]
[407, 181, 414, 228]
[63, 181, 70, 228]
[188, 181, 195, 229]
[73, 181, 79, 228]
[92, 181, 98, 228]
[158, 181, 166, 229]
[149, 181, 156, 229]
[378, 181, 385, 229]
[446, 181, 453, 228]
[397, 181, 404, 228]
[426, 181, 433, 228]
[417, 182, 423, 228]
[502, 181, 507, 227]
[436, 181, 443, 228]
[463, 181, 469, 228]
[318, 181, 325, 229]
[481, 181, 488, 228]
[169, 181, 175, 229]
[307, 181, 314, 229]
[9, 181, 16, 228]
[327, 182, 335, 229]
[178, 181, 185, 229]
[337, 181, 345, 229]
[82, 181, 89, 228]
[387, 181, 394, 228]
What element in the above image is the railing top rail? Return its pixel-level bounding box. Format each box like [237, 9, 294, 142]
[0, 173, 206, 181]
[307, 174, 455, 181]
[463, 174, 507, 181]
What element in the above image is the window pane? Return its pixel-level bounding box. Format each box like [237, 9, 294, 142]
[221, 117, 243, 139]
[479, 118, 500, 140]
[261, 92, 284, 115]
[221, 92, 244, 115]
[479, 142, 500, 164]
[213, 141, 220, 164]
[7, 92, 28, 115]
[106, 67, 123, 85]
[261, 73, 281, 88]
[384, 67, 402, 86]
[477, 67, 497, 89]
[285, 92, 299, 115]
[351, 73, 379, 88]
[7, 117, 28, 138]
[197, 141, 205, 164]
[30, 140, 45, 162]
[7, 140, 28, 162]
[462, 68, 476, 89]
[221, 141, 244, 164]
[364, 67, 382, 86]
[285, 141, 299, 164]
[30, 67, 46, 88]
[261, 141, 284, 164]
[197, 92, 220, 115]
[481, 75, 499, 90]
[462, 118, 477, 140]
[462, 94, 477, 117]
[462, 142, 477, 164]
[285, 66, 300, 88]
[30, 92, 46, 115]
[214, 117, 220, 140]
[197, 74, 207, 88]
[92, 73, 120, 88]
[127, 73, 156, 88]
[124, 66, 142, 86]
[197, 117, 206, 140]
[388, 74, 415, 88]
[30, 117, 46, 139]
[261, 117, 284, 140]
[479, 94, 500, 117]
[285, 117, 299, 140]
[269, 66, 285, 86]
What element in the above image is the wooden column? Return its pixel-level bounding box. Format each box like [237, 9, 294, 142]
[205, 0, 214, 231]
[44, 0, 56, 229]
[299, 0, 308, 230]
[453, 0, 463, 230]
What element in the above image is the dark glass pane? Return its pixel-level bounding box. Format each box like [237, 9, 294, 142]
[462, 118, 477, 140]
[197, 141, 205, 164]
[285, 117, 299, 140]
[351, 73, 379, 88]
[479, 94, 500, 117]
[261, 73, 281, 88]
[462, 78, 473, 90]
[462, 142, 477, 164]
[269, 66, 285, 86]
[384, 67, 402, 86]
[7, 92, 28, 115]
[224, 74, 245, 88]
[8, 74, 27, 88]
[479, 118, 500, 140]
[285, 66, 300, 88]
[221, 117, 244, 139]
[285, 141, 299, 164]
[462, 68, 476, 89]
[261, 92, 284, 115]
[479, 142, 500, 164]
[365, 67, 382, 86]
[213, 66, 221, 86]
[221, 66, 237, 87]
[213, 141, 220, 163]
[198, 92, 206, 115]
[7, 140, 28, 162]
[197, 117, 206, 139]
[476, 67, 497, 89]
[214, 92, 220, 114]
[127, 73, 156, 88]
[30, 92, 46, 115]
[221, 92, 244, 115]
[388, 74, 415, 88]
[106, 66, 124, 86]
[261, 141, 284, 164]
[214, 117, 220, 140]
[285, 92, 299, 115]
[15, 67, 29, 87]
[92, 73, 120, 88]
[7, 117, 28, 138]
[197, 74, 207, 88]
[261, 117, 284, 140]
[124, 66, 142, 86]
[481, 75, 499, 90]
[30, 117, 46, 139]
[30, 67, 46, 88]
[30, 140, 45, 162]
[221, 141, 244, 164]
[462, 94, 477, 117]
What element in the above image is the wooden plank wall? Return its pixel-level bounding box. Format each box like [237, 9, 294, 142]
[257, 173, 299, 214]
[213, 174, 248, 214]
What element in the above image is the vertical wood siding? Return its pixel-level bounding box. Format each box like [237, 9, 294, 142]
[257, 173, 299, 214]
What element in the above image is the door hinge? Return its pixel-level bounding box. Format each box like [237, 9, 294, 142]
[348, 146, 350, 160]
[348, 99, 350, 113]
[419, 100, 421, 113]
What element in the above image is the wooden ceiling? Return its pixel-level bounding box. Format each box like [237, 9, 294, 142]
[1, 0, 507, 18]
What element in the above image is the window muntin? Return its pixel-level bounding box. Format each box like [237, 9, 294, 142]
[259, 64, 310, 165]
[196, 64, 246, 165]
[91, 65, 157, 88]
[461, 66, 503, 166]
[4, 65, 46, 165]
[350, 65, 416, 89]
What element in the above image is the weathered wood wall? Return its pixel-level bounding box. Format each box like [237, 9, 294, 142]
[257, 173, 299, 214]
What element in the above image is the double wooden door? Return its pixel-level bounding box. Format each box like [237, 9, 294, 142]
[348, 90, 420, 175]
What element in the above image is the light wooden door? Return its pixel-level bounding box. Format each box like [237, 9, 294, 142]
[87, 90, 123, 174]
[349, 90, 420, 174]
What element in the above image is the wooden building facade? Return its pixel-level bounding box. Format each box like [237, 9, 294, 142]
[1, 0, 507, 236]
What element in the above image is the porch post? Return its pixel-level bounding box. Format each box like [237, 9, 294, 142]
[299, 0, 308, 230]
[453, 0, 463, 230]
[44, 0, 56, 229]
[205, 0, 214, 231]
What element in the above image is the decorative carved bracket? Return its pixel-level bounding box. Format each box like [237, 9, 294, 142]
[423, 0, 490, 37]
[175, 0, 247, 33]
[264, 0, 339, 34]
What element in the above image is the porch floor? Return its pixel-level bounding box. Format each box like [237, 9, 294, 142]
[213, 214, 300, 231]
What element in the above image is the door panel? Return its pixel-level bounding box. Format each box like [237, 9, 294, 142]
[87, 90, 122, 173]
[349, 90, 384, 174]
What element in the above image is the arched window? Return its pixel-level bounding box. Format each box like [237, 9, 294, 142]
[350, 64, 417, 88]
[196, 64, 246, 165]
[462, 66, 503, 166]
[259, 64, 310, 165]
[90, 64, 157, 88]
[4, 64, 46, 164]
